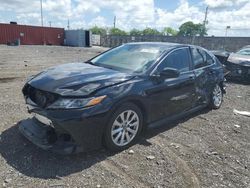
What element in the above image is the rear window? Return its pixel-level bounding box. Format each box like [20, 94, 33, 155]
[191, 48, 214, 69]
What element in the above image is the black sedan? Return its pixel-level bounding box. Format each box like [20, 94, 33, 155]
[19, 42, 226, 154]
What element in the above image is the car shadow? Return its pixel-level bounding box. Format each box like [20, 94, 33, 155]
[0, 124, 113, 179]
[139, 107, 211, 146]
[0, 108, 210, 179]
[226, 78, 250, 85]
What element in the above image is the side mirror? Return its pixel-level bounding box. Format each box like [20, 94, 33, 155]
[159, 68, 180, 79]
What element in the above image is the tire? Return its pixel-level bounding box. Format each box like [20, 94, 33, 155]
[104, 102, 143, 151]
[210, 84, 223, 109]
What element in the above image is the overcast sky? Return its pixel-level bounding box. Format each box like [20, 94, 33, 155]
[0, 0, 250, 36]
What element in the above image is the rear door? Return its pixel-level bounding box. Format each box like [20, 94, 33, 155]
[191, 47, 216, 105]
[146, 47, 196, 120]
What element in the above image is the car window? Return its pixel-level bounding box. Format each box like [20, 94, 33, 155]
[157, 48, 190, 73]
[91, 44, 167, 73]
[191, 48, 213, 69]
[191, 48, 205, 69]
[236, 48, 250, 56]
[205, 52, 214, 65]
[200, 49, 214, 65]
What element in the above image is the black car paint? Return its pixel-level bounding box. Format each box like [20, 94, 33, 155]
[19, 43, 225, 154]
[27, 63, 135, 97]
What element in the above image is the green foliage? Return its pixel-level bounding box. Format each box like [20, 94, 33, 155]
[142, 28, 161, 35]
[90, 21, 208, 37]
[90, 26, 107, 35]
[109, 28, 128, 35]
[196, 23, 207, 36]
[130, 28, 143, 36]
[178, 21, 207, 36]
[162, 27, 178, 36]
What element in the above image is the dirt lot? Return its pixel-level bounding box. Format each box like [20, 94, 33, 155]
[0, 45, 249, 188]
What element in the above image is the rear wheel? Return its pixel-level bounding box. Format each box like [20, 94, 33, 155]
[104, 103, 143, 151]
[210, 84, 223, 109]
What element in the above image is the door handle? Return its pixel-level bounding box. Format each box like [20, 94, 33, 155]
[208, 70, 215, 75]
[189, 76, 195, 80]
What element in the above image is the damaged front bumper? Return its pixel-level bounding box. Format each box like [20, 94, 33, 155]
[19, 118, 80, 154]
[224, 61, 250, 81]
[19, 100, 110, 154]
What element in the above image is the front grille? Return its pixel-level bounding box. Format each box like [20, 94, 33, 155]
[23, 84, 58, 108]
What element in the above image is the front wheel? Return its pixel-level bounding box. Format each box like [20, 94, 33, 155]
[210, 84, 223, 109]
[104, 103, 143, 151]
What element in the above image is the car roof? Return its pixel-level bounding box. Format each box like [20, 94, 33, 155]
[125, 42, 191, 50]
[241, 45, 250, 49]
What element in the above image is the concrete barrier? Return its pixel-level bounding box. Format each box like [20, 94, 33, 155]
[100, 35, 250, 52]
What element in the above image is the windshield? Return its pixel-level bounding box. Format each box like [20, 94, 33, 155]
[91, 44, 165, 73]
[236, 48, 250, 56]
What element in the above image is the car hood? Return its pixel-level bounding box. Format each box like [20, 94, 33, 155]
[28, 63, 134, 96]
[228, 53, 250, 67]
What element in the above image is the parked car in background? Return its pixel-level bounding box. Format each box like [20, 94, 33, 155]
[211, 50, 230, 76]
[211, 50, 230, 65]
[19, 42, 226, 154]
[212, 46, 250, 82]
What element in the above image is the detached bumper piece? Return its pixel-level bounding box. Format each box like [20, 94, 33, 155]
[18, 118, 82, 155]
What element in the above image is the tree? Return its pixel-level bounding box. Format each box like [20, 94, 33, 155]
[142, 28, 161, 35]
[90, 26, 107, 35]
[178, 21, 207, 36]
[130, 28, 143, 36]
[196, 23, 207, 36]
[109, 28, 127, 35]
[162, 27, 178, 36]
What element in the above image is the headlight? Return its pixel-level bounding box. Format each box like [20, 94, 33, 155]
[48, 95, 106, 109]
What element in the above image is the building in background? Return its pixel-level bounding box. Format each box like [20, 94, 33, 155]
[64, 30, 92, 47]
[0, 22, 64, 45]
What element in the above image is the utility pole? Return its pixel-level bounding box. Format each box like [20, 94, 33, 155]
[67, 19, 70, 30]
[203, 6, 208, 35]
[113, 16, 116, 28]
[40, 0, 44, 27]
[225, 26, 231, 37]
[224, 26, 231, 50]
[49, 21, 51, 27]
[40, 0, 45, 45]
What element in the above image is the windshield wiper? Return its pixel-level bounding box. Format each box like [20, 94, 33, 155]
[85, 61, 95, 65]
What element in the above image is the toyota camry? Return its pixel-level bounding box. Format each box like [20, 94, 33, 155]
[19, 42, 226, 154]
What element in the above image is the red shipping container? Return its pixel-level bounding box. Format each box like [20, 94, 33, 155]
[0, 23, 64, 45]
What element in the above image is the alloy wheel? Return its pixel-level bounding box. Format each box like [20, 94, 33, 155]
[111, 110, 139, 146]
[213, 84, 222, 107]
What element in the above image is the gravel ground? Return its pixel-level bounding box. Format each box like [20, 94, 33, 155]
[0, 45, 249, 188]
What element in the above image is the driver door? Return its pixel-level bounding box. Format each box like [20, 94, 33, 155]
[146, 47, 196, 121]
